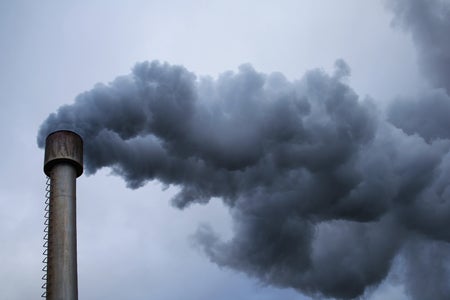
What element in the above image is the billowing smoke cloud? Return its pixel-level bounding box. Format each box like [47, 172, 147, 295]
[37, 1, 450, 299]
[37, 59, 450, 299]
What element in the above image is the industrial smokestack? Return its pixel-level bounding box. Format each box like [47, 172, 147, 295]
[43, 130, 83, 300]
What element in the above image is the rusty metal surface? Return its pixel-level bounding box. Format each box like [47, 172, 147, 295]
[44, 130, 83, 177]
[47, 163, 78, 300]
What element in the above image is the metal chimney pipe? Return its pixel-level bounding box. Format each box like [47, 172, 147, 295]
[44, 130, 83, 300]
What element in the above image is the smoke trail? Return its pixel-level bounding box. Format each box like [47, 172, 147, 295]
[37, 1, 450, 299]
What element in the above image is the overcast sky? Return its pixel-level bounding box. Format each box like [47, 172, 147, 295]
[1, 0, 448, 299]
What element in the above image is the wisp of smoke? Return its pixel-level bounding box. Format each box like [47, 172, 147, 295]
[37, 0, 450, 299]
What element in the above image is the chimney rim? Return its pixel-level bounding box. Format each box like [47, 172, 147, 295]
[44, 130, 84, 177]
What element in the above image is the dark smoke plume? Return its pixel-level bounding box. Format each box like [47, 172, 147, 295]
[37, 59, 450, 299]
[37, 1, 450, 299]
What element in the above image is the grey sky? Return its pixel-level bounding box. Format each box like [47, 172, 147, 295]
[0, 0, 442, 299]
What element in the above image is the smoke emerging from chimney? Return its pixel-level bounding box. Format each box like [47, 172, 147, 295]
[37, 1, 450, 299]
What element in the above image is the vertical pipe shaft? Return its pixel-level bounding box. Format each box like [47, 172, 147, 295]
[44, 130, 83, 300]
[47, 163, 78, 300]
